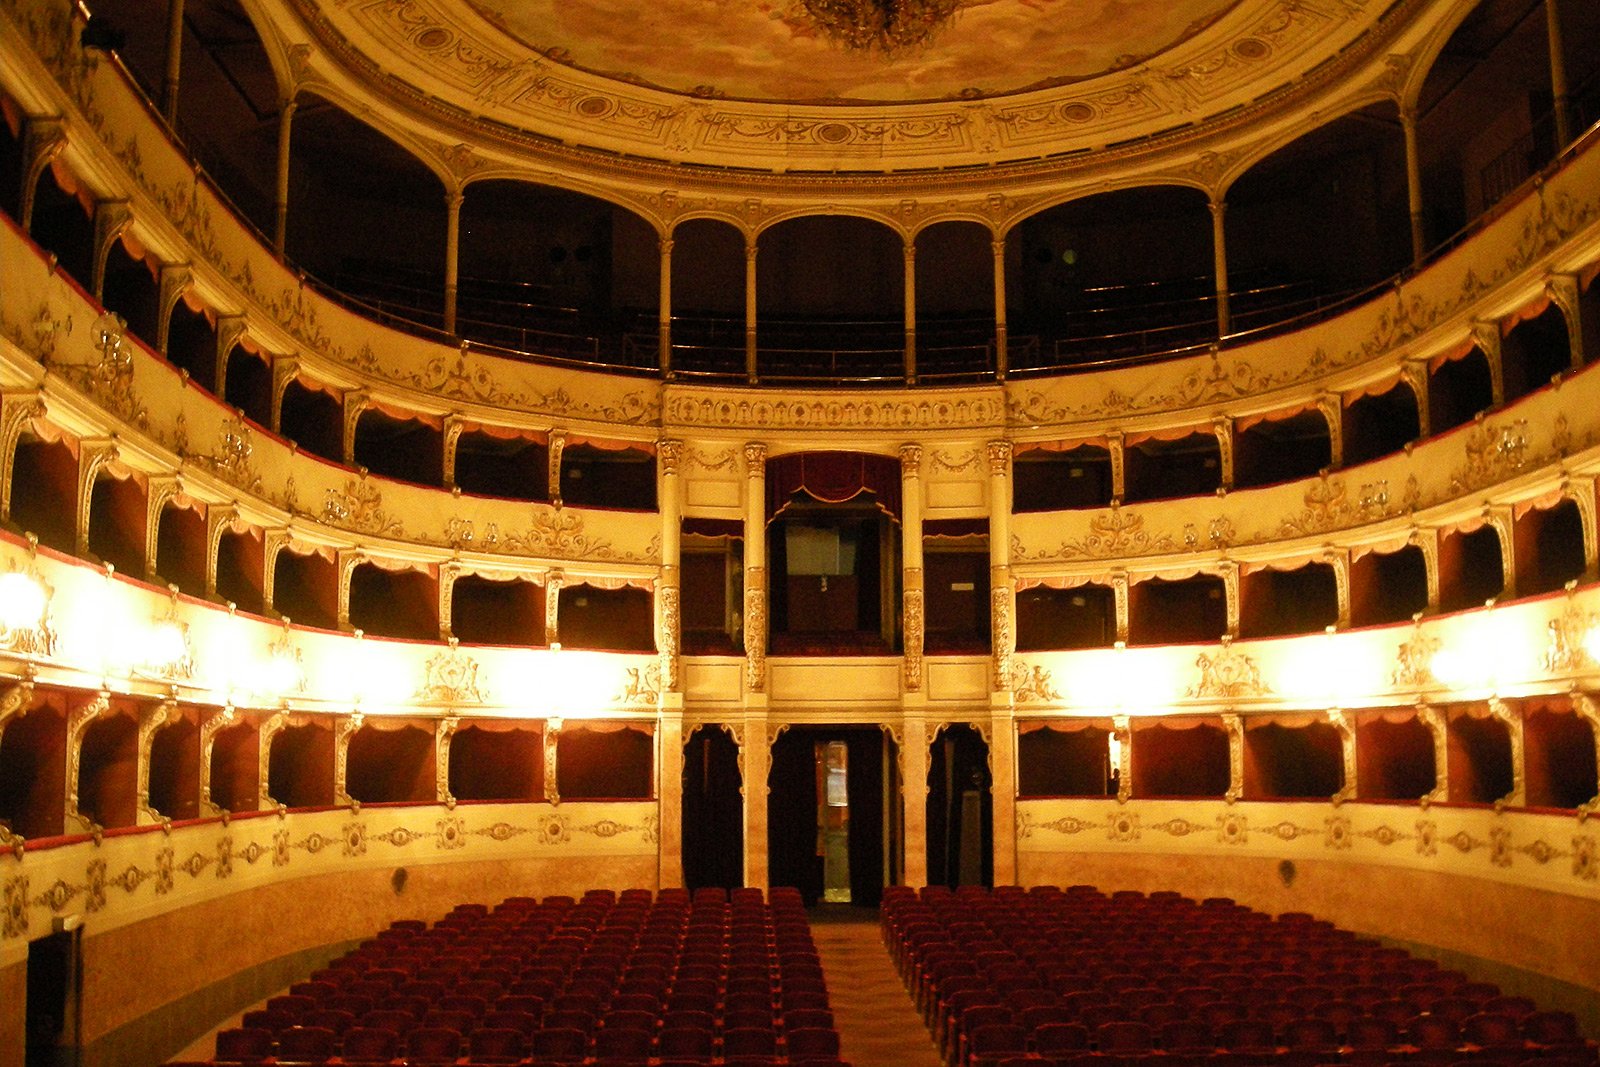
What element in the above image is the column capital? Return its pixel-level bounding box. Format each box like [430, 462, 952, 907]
[985, 439, 1012, 475]
[899, 443, 923, 476]
[743, 442, 767, 474]
[659, 438, 684, 476]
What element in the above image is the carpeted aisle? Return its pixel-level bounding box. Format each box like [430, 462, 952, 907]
[811, 909, 944, 1067]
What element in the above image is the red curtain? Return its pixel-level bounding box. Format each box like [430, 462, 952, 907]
[766, 452, 901, 520]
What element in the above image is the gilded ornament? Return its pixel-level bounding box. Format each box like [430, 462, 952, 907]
[1187, 639, 1272, 699]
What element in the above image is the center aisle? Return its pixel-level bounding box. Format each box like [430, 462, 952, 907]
[811, 908, 944, 1067]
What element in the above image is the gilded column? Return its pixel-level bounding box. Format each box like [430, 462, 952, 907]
[659, 439, 684, 692]
[745, 237, 759, 384]
[903, 240, 918, 384]
[992, 237, 1009, 381]
[269, 355, 298, 435]
[1112, 571, 1131, 644]
[19, 117, 66, 233]
[1108, 431, 1126, 502]
[548, 430, 565, 507]
[1570, 693, 1600, 813]
[1546, 275, 1586, 370]
[273, 96, 297, 256]
[442, 415, 463, 490]
[743, 443, 768, 695]
[1402, 107, 1426, 265]
[987, 441, 1015, 694]
[1214, 416, 1234, 493]
[198, 705, 236, 817]
[1472, 321, 1505, 409]
[1223, 713, 1244, 803]
[659, 234, 674, 375]
[1401, 360, 1430, 440]
[156, 263, 192, 357]
[443, 187, 463, 335]
[91, 199, 132, 301]
[900, 444, 925, 693]
[342, 390, 368, 467]
[1317, 392, 1344, 470]
[544, 718, 561, 804]
[545, 570, 563, 647]
[435, 715, 459, 805]
[1210, 196, 1230, 338]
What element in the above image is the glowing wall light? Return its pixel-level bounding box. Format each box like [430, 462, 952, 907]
[0, 570, 53, 654]
[1429, 605, 1535, 692]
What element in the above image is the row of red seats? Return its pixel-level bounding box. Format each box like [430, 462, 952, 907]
[881, 885, 1595, 1067]
[170, 887, 851, 1066]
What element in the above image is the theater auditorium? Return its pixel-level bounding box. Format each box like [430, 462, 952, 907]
[1, 0, 1599, 1062]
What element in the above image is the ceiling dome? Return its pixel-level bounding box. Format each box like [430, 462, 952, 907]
[462, 0, 1240, 104]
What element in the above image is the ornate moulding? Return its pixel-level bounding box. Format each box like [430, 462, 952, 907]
[274, 0, 1421, 181]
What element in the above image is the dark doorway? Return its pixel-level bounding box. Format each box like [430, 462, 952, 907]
[926, 725, 993, 888]
[27, 927, 80, 1067]
[768, 726, 895, 907]
[682, 726, 744, 891]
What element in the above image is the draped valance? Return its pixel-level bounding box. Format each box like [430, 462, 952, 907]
[766, 452, 900, 521]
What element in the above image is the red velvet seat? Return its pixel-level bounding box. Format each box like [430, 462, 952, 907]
[966, 1022, 1029, 1067]
[404, 1025, 462, 1062]
[530, 1025, 589, 1061]
[467, 1025, 530, 1063]
[594, 1025, 655, 1059]
[213, 1027, 274, 1063]
[339, 1026, 399, 1064]
[786, 1026, 842, 1058]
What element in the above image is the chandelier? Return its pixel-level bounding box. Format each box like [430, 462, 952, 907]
[796, 0, 963, 52]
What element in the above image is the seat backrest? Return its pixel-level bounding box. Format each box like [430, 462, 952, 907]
[1462, 1011, 1523, 1047]
[405, 1025, 462, 1058]
[529, 1026, 589, 1057]
[658, 1026, 716, 1056]
[1159, 1019, 1217, 1051]
[339, 1026, 398, 1061]
[785, 1026, 841, 1056]
[1034, 1022, 1091, 1053]
[214, 1027, 274, 1061]
[1096, 1020, 1153, 1052]
[722, 1026, 779, 1056]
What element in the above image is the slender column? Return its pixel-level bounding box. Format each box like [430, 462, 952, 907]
[659, 440, 683, 692]
[435, 716, 459, 804]
[901, 445, 925, 693]
[443, 188, 463, 335]
[899, 718, 930, 888]
[743, 444, 768, 694]
[545, 570, 563, 647]
[1402, 107, 1427, 265]
[1108, 431, 1126, 501]
[1329, 709, 1357, 802]
[991, 238, 1009, 381]
[903, 240, 918, 384]
[987, 441, 1015, 694]
[548, 430, 565, 506]
[1112, 571, 1130, 644]
[1223, 713, 1244, 802]
[989, 713, 1017, 884]
[1214, 416, 1235, 492]
[442, 415, 463, 489]
[273, 96, 298, 256]
[742, 720, 772, 889]
[657, 711, 685, 887]
[1210, 197, 1230, 338]
[745, 237, 759, 384]
[333, 712, 364, 806]
[160, 0, 186, 123]
[1546, 0, 1572, 148]
[659, 235, 674, 376]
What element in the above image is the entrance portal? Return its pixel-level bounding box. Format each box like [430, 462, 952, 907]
[926, 724, 993, 888]
[768, 726, 898, 905]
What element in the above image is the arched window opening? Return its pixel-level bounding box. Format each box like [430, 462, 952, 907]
[670, 218, 747, 380]
[1513, 497, 1587, 597]
[1447, 704, 1515, 804]
[457, 180, 653, 364]
[1016, 584, 1114, 651]
[207, 716, 260, 813]
[454, 430, 548, 502]
[1013, 445, 1112, 511]
[915, 221, 996, 382]
[266, 720, 335, 809]
[353, 408, 443, 487]
[450, 573, 546, 646]
[1428, 347, 1495, 436]
[1523, 698, 1599, 809]
[166, 301, 220, 392]
[346, 721, 435, 804]
[147, 707, 200, 821]
[1501, 304, 1573, 402]
[756, 215, 905, 383]
[682, 521, 742, 656]
[87, 469, 148, 577]
[1017, 721, 1114, 798]
[557, 583, 654, 652]
[222, 348, 273, 431]
[1343, 381, 1421, 466]
[1127, 574, 1226, 646]
[0, 695, 66, 839]
[28, 165, 95, 286]
[924, 527, 989, 654]
[560, 442, 656, 510]
[1438, 524, 1505, 612]
[1355, 711, 1436, 801]
[287, 96, 446, 317]
[277, 378, 342, 461]
[1124, 432, 1222, 502]
[100, 240, 161, 344]
[449, 722, 542, 802]
[9, 433, 78, 556]
[1239, 561, 1339, 639]
[1243, 718, 1343, 800]
[556, 724, 653, 800]
[1234, 411, 1331, 489]
[926, 724, 992, 889]
[1349, 544, 1429, 628]
[216, 525, 266, 616]
[272, 546, 339, 630]
[1011, 187, 1214, 369]
[154, 497, 208, 600]
[348, 562, 439, 642]
[77, 706, 139, 830]
[1227, 104, 1409, 312]
[1129, 718, 1230, 798]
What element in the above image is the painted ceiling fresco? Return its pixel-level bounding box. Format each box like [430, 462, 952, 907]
[465, 0, 1242, 103]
